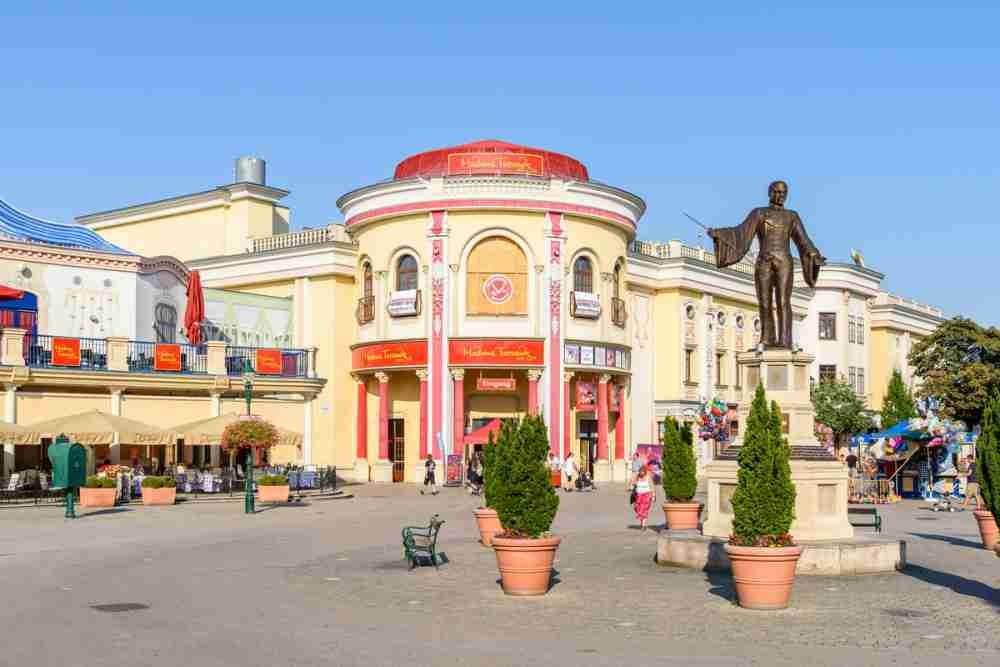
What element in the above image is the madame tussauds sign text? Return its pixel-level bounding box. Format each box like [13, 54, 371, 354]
[449, 339, 544, 366]
[352, 340, 428, 370]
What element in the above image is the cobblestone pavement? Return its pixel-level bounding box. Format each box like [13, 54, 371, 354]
[0, 484, 996, 666]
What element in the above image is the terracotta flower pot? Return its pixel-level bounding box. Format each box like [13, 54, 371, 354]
[258, 485, 289, 503]
[662, 501, 703, 530]
[492, 535, 562, 596]
[473, 507, 503, 546]
[724, 544, 803, 610]
[972, 510, 999, 550]
[79, 487, 116, 508]
[141, 487, 176, 506]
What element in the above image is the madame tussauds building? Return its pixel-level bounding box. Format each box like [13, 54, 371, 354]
[340, 141, 645, 483]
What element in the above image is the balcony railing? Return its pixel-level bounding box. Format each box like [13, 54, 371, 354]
[3, 331, 315, 379]
[611, 297, 627, 327]
[356, 295, 375, 325]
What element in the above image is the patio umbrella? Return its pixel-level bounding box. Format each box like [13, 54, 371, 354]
[184, 270, 205, 345]
[168, 413, 303, 448]
[21, 409, 174, 446]
[0, 420, 40, 444]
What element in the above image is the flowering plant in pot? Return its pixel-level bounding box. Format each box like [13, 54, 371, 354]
[725, 384, 800, 610]
[975, 394, 1000, 555]
[491, 415, 561, 596]
[257, 474, 290, 503]
[661, 417, 701, 530]
[141, 476, 177, 506]
[220, 417, 280, 508]
[80, 475, 116, 508]
[473, 430, 503, 546]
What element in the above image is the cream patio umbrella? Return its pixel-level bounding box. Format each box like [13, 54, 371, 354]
[0, 421, 41, 445]
[168, 413, 303, 448]
[22, 409, 174, 446]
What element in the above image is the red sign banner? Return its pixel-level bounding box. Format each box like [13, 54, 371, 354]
[576, 379, 597, 411]
[352, 340, 428, 370]
[153, 344, 182, 372]
[255, 348, 283, 375]
[449, 339, 544, 367]
[476, 377, 517, 392]
[446, 152, 544, 177]
[52, 337, 81, 367]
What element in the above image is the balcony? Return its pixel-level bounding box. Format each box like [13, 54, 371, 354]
[611, 297, 627, 327]
[356, 296, 375, 325]
[2, 329, 316, 380]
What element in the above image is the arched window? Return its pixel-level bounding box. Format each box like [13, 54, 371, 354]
[466, 236, 528, 315]
[154, 303, 177, 343]
[363, 262, 373, 299]
[613, 261, 622, 298]
[573, 257, 593, 293]
[358, 262, 375, 324]
[396, 255, 418, 291]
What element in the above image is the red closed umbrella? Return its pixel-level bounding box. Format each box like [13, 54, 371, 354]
[184, 271, 205, 345]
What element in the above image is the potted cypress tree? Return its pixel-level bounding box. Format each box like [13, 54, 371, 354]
[491, 415, 561, 596]
[473, 429, 503, 546]
[975, 394, 1000, 555]
[661, 416, 701, 530]
[724, 384, 801, 610]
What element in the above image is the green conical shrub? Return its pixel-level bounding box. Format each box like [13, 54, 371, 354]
[977, 394, 1000, 524]
[662, 416, 697, 502]
[730, 384, 796, 546]
[491, 415, 560, 538]
[482, 429, 499, 508]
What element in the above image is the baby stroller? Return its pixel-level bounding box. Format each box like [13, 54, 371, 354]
[575, 471, 596, 492]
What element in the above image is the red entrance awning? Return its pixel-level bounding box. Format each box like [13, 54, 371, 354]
[464, 418, 502, 446]
[0, 285, 25, 300]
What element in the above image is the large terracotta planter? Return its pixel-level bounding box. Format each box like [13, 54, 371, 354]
[79, 487, 116, 508]
[973, 510, 998, 550]
[258, 485, 289, 503]
[662, 501, 703, 530]
[724, 544, 803, 610]
[493, 535, 562, 596]
[142, 487, 176, 506]
[474, 507, 503, 546]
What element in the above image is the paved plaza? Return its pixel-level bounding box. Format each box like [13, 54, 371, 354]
[0, 484, 997, 666]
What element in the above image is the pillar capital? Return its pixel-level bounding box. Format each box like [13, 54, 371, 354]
[415, 369, 429, 382]
[563, 371, 575, 382]
[451, 368, 466, 381]
[4, 383, 21, 393]
[108, 386, 126, 397]
[374, 371, 390, 384]
[598, 373, 612, 384]
[351, 372, 367, 384]
[526, 369, 544, 382]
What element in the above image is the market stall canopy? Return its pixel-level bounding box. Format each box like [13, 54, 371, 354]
[0, 420, 39, 443]
[863, 421, 930, 443]
[19, 410, 173, 446]
[464, 418, 502, 446]
[168, 413, 302, 448]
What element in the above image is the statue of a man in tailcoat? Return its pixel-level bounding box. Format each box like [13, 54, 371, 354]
[708, 181, 826, 349]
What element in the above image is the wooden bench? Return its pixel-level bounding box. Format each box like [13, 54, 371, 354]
[402, 514, 445, 570]
[848, 506, 882, 534]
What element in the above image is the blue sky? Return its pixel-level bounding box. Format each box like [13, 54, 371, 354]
[1, 2, 997, 323]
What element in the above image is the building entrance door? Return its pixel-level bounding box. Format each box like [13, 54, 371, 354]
[578, 418, 598, 475]
[388, 418, 405, 483]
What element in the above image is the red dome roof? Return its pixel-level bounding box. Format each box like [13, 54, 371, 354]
[393, 140, 589, 181]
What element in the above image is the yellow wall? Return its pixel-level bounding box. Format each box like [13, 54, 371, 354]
[96, 206, 230, 261]
[653, 289, 681, 401]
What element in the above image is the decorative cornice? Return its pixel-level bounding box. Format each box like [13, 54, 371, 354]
[0, 238, 141, 271]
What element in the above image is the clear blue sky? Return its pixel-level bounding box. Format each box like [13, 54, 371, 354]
[2, 2, 997, 323]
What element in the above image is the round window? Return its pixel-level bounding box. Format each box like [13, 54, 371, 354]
[717, 311, 726, 326]
[735, 314, 745, 330]
[685, 304, 696, 320]
[753, 317, 761, 333]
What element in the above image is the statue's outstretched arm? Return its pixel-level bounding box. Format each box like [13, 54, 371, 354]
[709, 209, 758, 268]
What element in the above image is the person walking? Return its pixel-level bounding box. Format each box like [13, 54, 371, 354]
[632, 465, 656, 531]
[562, 452, 579, 491]
[961, 456, 982, 510]
[630, 451, 643, 485]
[420, 453, 438, 495]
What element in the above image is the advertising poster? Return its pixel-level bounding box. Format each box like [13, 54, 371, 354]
[153, 343, 182, 372]
[255, 348, 283, 375]
[576, 379, 596, 411]
[635, 444, 664, 484]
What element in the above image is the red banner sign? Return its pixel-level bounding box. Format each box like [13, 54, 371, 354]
[255, 348, 283, 375]
[153, 344, 182, 372]
[476, 377, 517, 392]
[52, 337, 81, 367]
[352, 340, 428, 370]
[446, 152, 544, 177]
[449, 339, 544, 367]
[576, 379, 597, 411]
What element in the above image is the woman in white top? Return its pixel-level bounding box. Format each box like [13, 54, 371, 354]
[631, 465, 656, 531]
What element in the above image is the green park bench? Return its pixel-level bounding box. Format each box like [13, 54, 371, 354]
[402, 514, 445, 570]
[847, 506, 883, 534]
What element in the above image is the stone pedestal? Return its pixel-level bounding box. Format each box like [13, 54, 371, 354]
[593, 460, 612, 483]
[370, 460, 393, 483]
[612, 459, 628, 482]
[703, 348, 855, 542]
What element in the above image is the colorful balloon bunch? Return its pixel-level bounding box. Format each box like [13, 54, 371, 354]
[699, 397, 730, 442]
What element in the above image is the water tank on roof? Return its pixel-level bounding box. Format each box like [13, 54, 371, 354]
[235, 156, 266, 185]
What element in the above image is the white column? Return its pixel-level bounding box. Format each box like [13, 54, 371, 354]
[303, 396, 314, 466]
[3, 384, 17, 475]
[109, 388, 123, 464]
[210, 392, 221, 466]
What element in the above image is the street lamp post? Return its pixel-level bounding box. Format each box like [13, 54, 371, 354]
[243, 359, 256, 514]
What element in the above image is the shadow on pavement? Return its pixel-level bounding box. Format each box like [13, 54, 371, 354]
[903, 563, 999, 609]
[705, 567, 735, 605]
[81, 507, 132, 517]
[908, 532, 986, 550]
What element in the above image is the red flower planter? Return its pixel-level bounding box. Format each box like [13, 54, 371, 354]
[79, 488, 116, 508]
[973, 510, 998, 550]
[662, 502, 703, 530]
[473, 508, 502, 546]
[142, 487, 176, 506]
[258, 485, 289, 503]
[724, 544, 803, 610]
[493, 535, 561, 596]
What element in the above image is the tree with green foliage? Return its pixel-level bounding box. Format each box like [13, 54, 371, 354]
[662, 416, 697, 502]
[880, 369, 917, 430]
[730, 384, 796, 546]
[976, 394, 1000, 524]
[680, 420, 694, 447]
[909, 316, 1000, 428]
[811, 379, 875, 450]
[491, 415, 559, 538]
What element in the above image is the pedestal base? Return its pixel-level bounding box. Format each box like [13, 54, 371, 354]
[593, 460, 612, 483]
[370, 460, 394, 483]
[351, 458, 371, 483]
[612, 459, 628, 483]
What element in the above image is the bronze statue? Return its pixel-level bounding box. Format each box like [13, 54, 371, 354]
[708, 181, 825, 349]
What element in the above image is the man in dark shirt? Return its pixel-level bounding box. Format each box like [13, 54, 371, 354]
[961, 458, 981, 509]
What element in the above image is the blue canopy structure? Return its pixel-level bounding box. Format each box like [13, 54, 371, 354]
[853, 420, 929, 446]
[0, 197, 128, 254]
